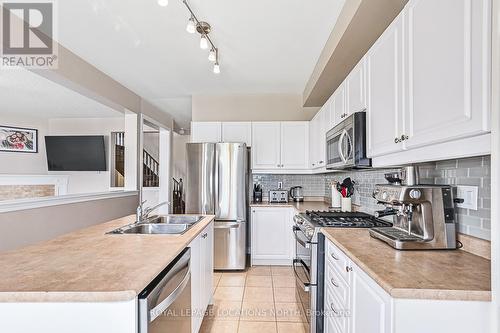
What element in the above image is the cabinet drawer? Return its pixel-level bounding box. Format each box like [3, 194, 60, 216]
[325, 284, 349, 333]
[326, 240, 351, 284]
[326, 263, 350, 308]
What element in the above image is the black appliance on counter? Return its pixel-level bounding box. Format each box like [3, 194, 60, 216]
[253, 184, 263, 203]
[293, 210, 392, 333]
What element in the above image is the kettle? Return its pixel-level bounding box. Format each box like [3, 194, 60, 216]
[290, 186, 304, 202]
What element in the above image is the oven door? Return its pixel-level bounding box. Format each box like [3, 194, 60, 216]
[293, 225, 314, 324]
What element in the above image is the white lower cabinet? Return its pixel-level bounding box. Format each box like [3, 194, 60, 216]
[324, 237, 490, 333]
[250, 207, 294, 265]
[191, 221, 214, 333]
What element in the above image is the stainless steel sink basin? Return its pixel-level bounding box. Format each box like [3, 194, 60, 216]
[107, 215, 205, 235]
[123, 223, 190, 234]
[146, 215, 204, 225]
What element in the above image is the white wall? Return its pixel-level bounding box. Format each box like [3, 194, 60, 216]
[47, 117, 125, 194]
[172, 133, 188, 182]
[0, 114, 49, 174]
[192, 94, 319, 122]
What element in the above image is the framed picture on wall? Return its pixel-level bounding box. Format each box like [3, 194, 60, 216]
[0, 125, 38, 153]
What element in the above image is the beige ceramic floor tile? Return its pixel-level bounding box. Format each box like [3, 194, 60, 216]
[271, 266, 294, 276]
[275, 303, 307, 323]
[274, 287, 298, 303]
[272, 275, 296, 288]
[246, 266, 272, 276]
[243, 287, 274, 302]
[219, 273, 247, 287]
[246, 275, 272, 287]
[205, 301, 242, 321]
[238, 320, 278, 333]
[214, 286, 245, 302]
[276, 322, 309, 333]
[240, 302, 276, 322]
[199, 319, 239, 333]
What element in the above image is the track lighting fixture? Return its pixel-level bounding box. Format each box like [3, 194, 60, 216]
[186, 16, 196, 34]
[200, 35, 208, 50]
[213, 62, 220, 74]
[208, 48, 216, 62]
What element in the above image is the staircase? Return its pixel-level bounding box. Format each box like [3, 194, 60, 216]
[114, 132, 160, 187]
[172, 177, 185, 214]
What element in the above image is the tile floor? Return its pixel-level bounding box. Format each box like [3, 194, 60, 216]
[199, 266, 309, 333]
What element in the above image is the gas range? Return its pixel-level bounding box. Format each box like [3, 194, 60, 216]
[294, 210, 392, 242]
[303, 210, 392, 228]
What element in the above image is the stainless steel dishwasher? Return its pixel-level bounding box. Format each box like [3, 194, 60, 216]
[138, 248, 191, 333]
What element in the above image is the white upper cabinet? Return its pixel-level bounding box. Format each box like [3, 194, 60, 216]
[251, 122, 281, 169]
[346, 58, 367, 115]
[403, 0, 491, 149]
[221, 122, 252, 146]
[331, 83, 346, 128]
[309, 107, 328, 169]
[252, 121, 309, 171]
[191, 122, 221, 143]
[366, 13, 404, 158]
[281, 122, 309, 169]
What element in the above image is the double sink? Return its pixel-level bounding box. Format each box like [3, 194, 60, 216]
[108, 215, 204, 235]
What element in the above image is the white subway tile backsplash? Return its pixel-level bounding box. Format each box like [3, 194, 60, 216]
[252, 155, 491, 240]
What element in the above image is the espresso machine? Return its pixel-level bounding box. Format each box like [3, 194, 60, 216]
[369, 184, 457, 250]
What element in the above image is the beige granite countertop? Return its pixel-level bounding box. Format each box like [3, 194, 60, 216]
[0, 214, 215, 302]
[250, 200, 331, 213]
[321, 228, 491, 301]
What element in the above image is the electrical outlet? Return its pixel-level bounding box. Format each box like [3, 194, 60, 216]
[456, 185, 478, 210]
[277, 181, 283, 189]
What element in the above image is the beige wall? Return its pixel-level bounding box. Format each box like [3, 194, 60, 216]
[0, 194, 138, 252]
[192, 94, 319, 122]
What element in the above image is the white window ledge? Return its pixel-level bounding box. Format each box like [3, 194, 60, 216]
[0, 191, 139, 214]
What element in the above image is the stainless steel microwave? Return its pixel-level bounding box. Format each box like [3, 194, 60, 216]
[326, 112, 371, 170]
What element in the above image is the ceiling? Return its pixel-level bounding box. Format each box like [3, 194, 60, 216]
[0, 69, 123, 119]
[54, 0, 346, 128]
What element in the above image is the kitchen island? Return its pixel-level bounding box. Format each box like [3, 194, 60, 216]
[321, 227, 491, 333]
[0, 214, 215, 332]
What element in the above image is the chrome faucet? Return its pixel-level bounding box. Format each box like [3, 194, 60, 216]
[136, 200, 170, 223]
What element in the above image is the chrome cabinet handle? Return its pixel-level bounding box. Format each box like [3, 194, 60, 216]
[330, 303, 338, 315]
[401, 134, 409, 141]
[330, 252, 339, 260]
[330, 278, 338, 287]
[346, 266, 353, 273]
[394, 137, 401, 143]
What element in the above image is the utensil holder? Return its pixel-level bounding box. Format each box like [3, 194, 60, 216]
[341, 197, 352, 212]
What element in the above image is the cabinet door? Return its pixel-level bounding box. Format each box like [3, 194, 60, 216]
[202, 222, 214, 308]
[403, 0, 491, 149]
[331, 83, 346, 128]
[221, 122, 252, 146]
[191, 122, 221, 143]
[281, 122, 309, 169]
[346, 58, 367, 115]
[251, 122, 281, 169]
[189, 235, 202, 333]
[309, 114, 319, 168]
[317, 107, 327, 168]
[351, 265, 392, 333]
[251, 208, 293, 261]
[366, 13, 404, 158]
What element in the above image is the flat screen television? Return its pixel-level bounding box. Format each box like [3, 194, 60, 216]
[45, 136, 107, 171]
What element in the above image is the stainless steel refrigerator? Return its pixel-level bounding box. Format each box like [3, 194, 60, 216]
[185, 143, 247, 270]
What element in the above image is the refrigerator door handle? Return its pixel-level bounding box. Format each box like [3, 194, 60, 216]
[214, 222, 242, 229]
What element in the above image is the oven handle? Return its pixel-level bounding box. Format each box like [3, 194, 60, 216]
[293, 226, 313, 249]
[148, 264, 191, 322]
[293, 258, 311, 292]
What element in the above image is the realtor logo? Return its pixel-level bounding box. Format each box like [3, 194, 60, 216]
[1, 1, 58, 68]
